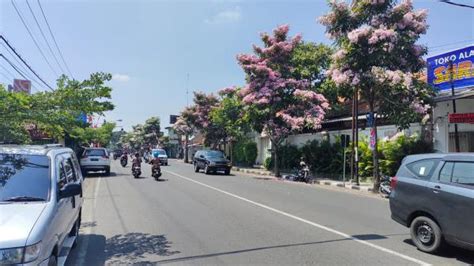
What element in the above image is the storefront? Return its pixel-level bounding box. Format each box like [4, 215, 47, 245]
[428, 45, 474, 152]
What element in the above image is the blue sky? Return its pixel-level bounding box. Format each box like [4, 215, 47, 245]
[1, 0, 473, 130]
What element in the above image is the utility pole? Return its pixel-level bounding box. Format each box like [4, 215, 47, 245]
[449, 61, 460, 152]
[354, 88, 360, 186]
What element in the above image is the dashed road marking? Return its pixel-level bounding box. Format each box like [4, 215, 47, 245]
[165, 170, 431, 266]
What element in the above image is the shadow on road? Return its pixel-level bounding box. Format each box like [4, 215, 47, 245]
[81, 221, 97, 229]
[403, 239, 474, 264]
[68, 233, 179, 265]
[106, 233, 180, 264]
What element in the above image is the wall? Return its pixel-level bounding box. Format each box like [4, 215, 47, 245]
[433, 98, 474, 152]
[253, 123, 423, 165]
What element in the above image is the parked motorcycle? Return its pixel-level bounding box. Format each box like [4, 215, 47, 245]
[132, 163, 141, 178]
[286, 165, 311, 183]
[379, 175, 392, 198]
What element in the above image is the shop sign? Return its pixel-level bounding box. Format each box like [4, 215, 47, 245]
[448, 113, 474, 124]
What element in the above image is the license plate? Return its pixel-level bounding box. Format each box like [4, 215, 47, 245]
[91, 158, 99, 161]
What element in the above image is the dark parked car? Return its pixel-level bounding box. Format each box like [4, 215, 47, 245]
[193, 150, 231, 175]
[389, 153, 474, 253]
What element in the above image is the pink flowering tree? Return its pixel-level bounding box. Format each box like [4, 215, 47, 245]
[237, 25, 330, 177]
[320, 0, 436, 189]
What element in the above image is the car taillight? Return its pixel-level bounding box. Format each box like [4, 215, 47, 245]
[390, 176, 398, 190]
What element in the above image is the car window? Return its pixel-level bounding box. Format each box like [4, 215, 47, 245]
[205, 151, 225, 158]
[57, 160, 67, 190]
[0, 154, 51, 202]
[63, 155, 78, 182]
[452, 162, 474, 186]
[85, 149, 106, 157]
[406, 159, 439, 180]
[70, 153, 82, 179]
[439, 162, 454, 183]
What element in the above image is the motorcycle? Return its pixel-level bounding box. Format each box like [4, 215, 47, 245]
[286, 165, 311, 183]
[132, 163, 141, 178]
[152, 166, 162, 180]
[120, 155, 128, 167]
[379, 175, 392, 198]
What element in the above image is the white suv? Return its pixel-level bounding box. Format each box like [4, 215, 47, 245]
[80, 148, 111, 176]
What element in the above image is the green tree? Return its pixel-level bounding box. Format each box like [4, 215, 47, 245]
[210, 87, 250, 162]
[143, 117, 161, 147]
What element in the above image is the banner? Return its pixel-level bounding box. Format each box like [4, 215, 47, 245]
[427, 45, 474, 91]
[369, 128, 376, 151]
[13, 79, 31, 94]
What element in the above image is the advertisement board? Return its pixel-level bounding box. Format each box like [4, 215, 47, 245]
[12, 79, 32, 94]
[427, 45, 474, 91]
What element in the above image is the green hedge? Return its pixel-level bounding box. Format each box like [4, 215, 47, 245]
[263, 134, 432, 179]
[232, 139, 258, 166]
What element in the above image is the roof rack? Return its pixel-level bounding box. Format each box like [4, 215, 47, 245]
[44, 144, 63, 148]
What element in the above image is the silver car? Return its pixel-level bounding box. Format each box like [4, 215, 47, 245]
[0, 145, 83, 265]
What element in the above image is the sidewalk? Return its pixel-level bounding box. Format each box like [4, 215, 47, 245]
[231, 165, 374, 193]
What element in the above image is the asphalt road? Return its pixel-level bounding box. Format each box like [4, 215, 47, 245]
[66, 159, 474, 265]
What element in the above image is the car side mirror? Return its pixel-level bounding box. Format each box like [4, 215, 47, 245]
[59, 183, 82, 199]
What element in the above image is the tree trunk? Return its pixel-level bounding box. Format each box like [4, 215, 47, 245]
[273, 143, 281, 177]
[184, 133, 189, 163]
[370, 102, 380, 192]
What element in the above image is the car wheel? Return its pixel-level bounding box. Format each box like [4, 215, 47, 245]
[204, 164, 211, 175]
[194, 163, 199, 172]
[410, 216, 443, 253]
[47, 254, 57, 266]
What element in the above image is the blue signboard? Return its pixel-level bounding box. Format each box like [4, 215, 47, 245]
[427, 45, 474, 91]
[77, 113, 87, 124]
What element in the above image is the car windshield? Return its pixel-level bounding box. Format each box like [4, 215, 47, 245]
[85, 149, 106, 157]
[206, 151, 225, 158]
[0, 154, 50, 202]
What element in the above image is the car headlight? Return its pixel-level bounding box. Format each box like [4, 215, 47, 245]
[0, 247, 23, 264]
[0, 242, 42, 264]
[24, 242, 41, 263]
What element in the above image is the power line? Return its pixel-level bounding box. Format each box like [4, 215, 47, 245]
[439, 0, 474, 9]
[1, 41, 43, 88]
[0, 53, 42, 89]
[0, 35, 54, 90]
[25, 0, 66, 75]
[428, 39, 474, 49]
[11, 0, 58, 77]
[0, 54, 29, 81]
[37, 0, 74, 79]
[0, 63, 17, 80]
[0, 71, 14, 83]
[0, 41, 31, 76]
[0, 55, 39, 92]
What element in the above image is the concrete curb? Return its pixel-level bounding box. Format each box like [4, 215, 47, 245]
[178, 160, 376, 195]
[232, 166, 375, 194]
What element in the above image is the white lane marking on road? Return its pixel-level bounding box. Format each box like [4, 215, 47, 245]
[165, 170, 431, 266]
[74, 176, 102, 265]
